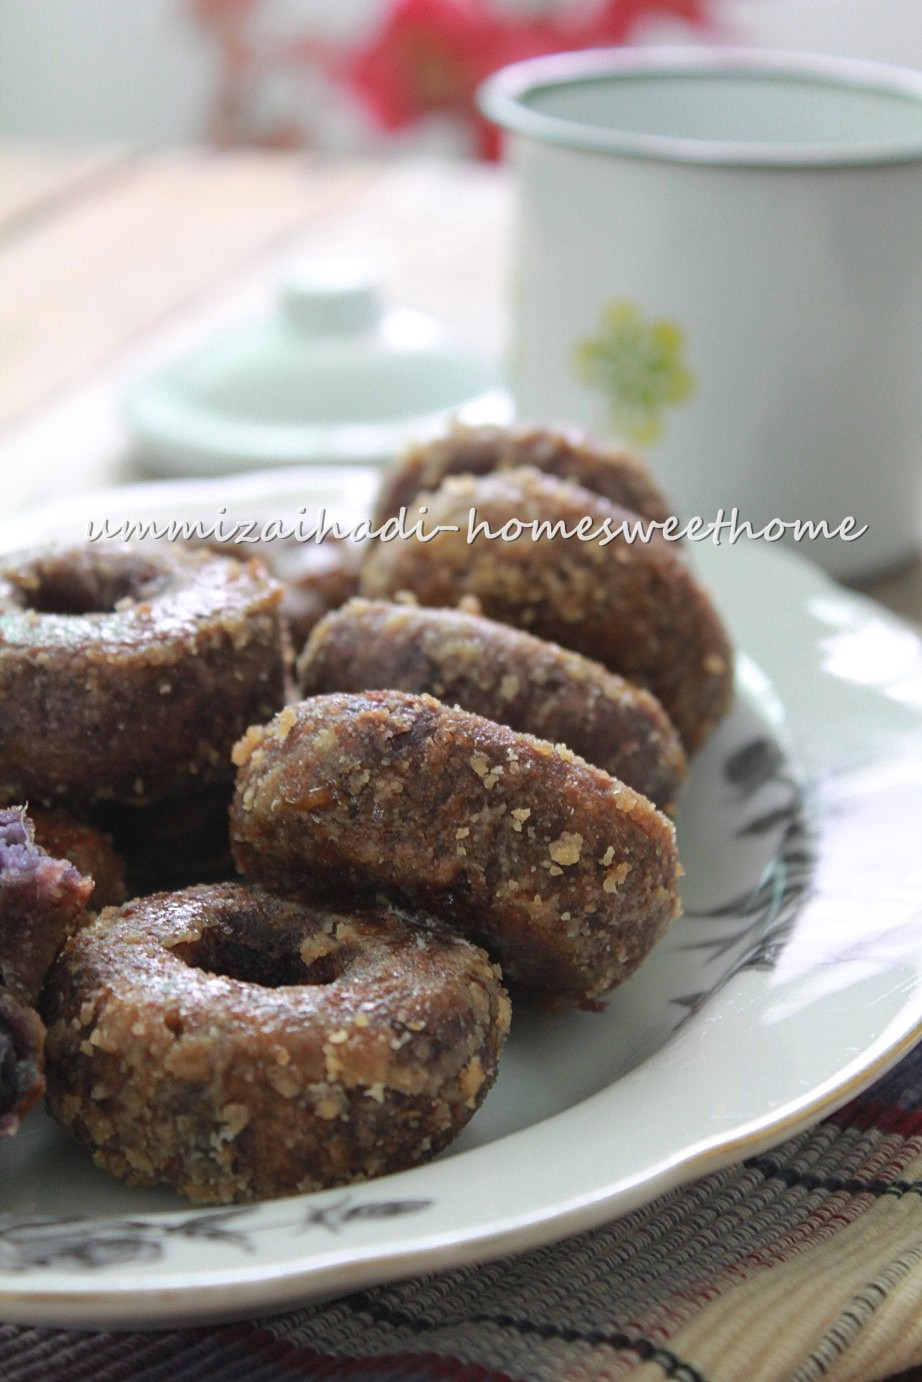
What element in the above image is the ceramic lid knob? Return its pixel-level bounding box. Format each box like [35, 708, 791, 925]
[280, 260, 382, 336]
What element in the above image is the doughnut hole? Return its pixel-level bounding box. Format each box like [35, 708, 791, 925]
[3, 550, 169, 615]
[170, 914, 351, 989]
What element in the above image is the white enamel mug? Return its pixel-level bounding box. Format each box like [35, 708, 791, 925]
[479, 48, 922, 580]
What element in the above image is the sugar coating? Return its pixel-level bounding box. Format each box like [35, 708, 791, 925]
[0, 544, 287, 806]
[42, 882, 510, 1204]
[231, 690, 682, 1009]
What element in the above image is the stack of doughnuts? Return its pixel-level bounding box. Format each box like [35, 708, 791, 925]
[359, 464, 731, 754]
[232, 422, 733, 1013]
[0, 530, 510, 1201]
[1, 421, 733, 1206]
[0, 544, 288, 1143]
[287, 422, 733, 754]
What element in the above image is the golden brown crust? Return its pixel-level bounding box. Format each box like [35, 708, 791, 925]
[359, 468, 733, 753]
[196, 535, 362, 654]
[297, 598, 687, 813]
[230, 691, 682, 1009]
[373, 421, 673, 527]
[42, 882, 510, 1204]
[0, 544, 287, 806]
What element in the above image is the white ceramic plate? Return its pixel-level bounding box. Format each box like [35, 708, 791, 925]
[1, 470, 921, 1329]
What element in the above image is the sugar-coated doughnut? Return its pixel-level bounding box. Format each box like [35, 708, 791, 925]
[230, 691, 682, 1010]
[297, 598, 687, 813]
[42, 882, 510, 1204]
[373, 421, 672, 527]
[0, 544, 287, 806]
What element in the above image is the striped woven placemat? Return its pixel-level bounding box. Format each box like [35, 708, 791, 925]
[4, 1038, 922, 1382]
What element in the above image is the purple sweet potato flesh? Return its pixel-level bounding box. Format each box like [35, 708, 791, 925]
[0, 805, 94, 1005]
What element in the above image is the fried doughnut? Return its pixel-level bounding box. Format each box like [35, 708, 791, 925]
[297, 599, 687, 813]
[373, 421, 672, 527]
[42, 882, 510, 1204]
[0, 805, 95, 1135]
[359, 468, 733, 753]
[0, 544, 287, 806]
[230, 691, 681, 1009]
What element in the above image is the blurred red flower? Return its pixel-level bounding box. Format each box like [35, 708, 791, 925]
[342, 0, 716, 158]
[187, 0, 718, 156]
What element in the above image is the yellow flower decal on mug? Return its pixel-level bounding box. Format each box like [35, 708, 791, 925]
[574, 300, 694, 445]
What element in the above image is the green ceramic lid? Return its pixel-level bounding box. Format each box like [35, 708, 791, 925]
[124, 259, 510, 476]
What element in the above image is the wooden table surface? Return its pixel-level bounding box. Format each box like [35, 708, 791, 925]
[1, 137, 921, 629]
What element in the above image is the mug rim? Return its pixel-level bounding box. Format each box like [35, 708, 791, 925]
[477, 46, 922, 169]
